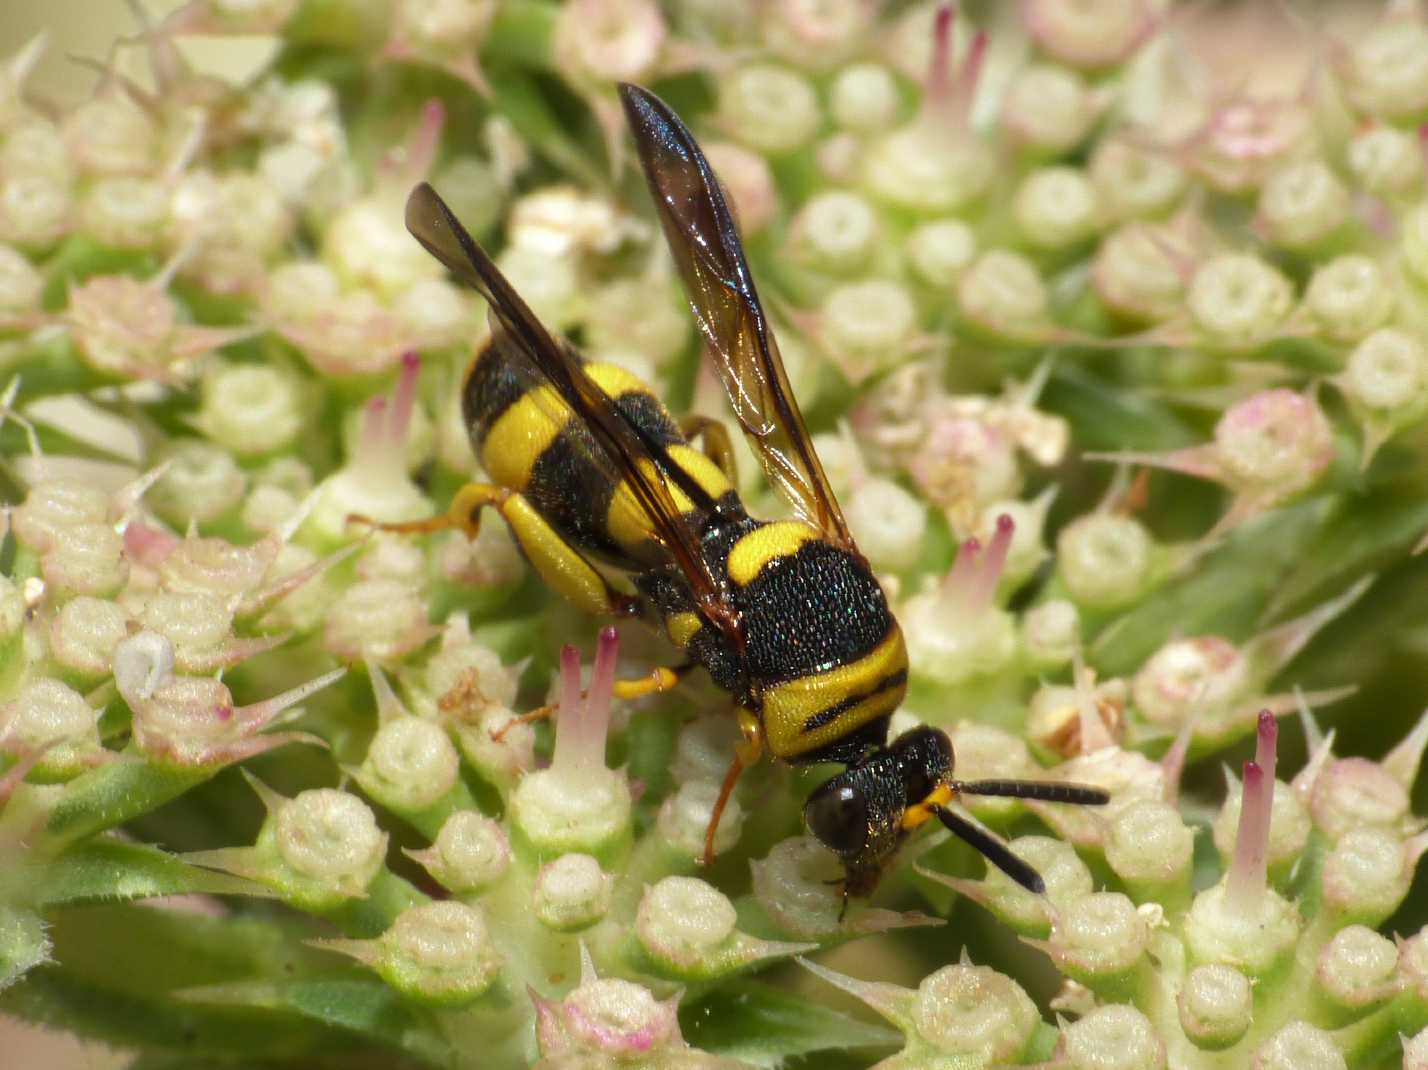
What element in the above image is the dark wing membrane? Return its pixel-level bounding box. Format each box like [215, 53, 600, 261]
[405, 182, 738, 634]
[619, 83, 856, 552]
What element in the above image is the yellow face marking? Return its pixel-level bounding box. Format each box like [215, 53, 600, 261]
[726, 520, 820, 587]
[480, 384, 569, 490]
[665, 611, 703, 649]
[762, 626, 909, 759]
[901, 783, 955, 831]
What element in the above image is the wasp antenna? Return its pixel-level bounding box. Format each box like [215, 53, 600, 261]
[956, 779, 1111, 806]
[931, 804, 1046, 895]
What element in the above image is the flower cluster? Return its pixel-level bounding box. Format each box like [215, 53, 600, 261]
[3, 1, 1428, 1068]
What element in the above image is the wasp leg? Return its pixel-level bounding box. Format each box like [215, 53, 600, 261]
[353, 482, 640, 620]
[491, 664, 692, 741]
[679, 415, 738, 485]
[703, 708, 763, 866]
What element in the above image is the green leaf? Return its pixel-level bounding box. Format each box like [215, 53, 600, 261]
[681, 979, 901, 1069]
[1043, 362, 1202, 453]
[35, 838, 275, 907]
[484, 71, 604, 187]
[43, 760, 213, 851]
[0, 905, 49, 993]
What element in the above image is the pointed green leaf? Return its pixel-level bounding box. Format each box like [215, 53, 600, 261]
[680, 979, 901, 1068]
[36, 838, 274, 907]
[44, 760, 213, 851]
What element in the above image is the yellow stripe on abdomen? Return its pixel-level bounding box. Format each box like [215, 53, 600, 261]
[726, 520, 820, 587]
[762, 627, 909, 759]
[605, 444, 732, 550]
[480, 384, 570, 490]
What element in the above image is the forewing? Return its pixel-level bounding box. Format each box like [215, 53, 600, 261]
[619, 83, 856, 551]
[405, 182, 737, 632]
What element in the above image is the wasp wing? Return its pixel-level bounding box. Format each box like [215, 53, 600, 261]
[619, 83, 856, 552]
[406, 182, 740, 637]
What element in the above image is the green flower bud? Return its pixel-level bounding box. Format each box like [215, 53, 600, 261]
[821, 279, 918, 384]
[1092, 223, 1187, 323]
[957, 250, 1052, 341]
[48, 596, 127, 680]
[196, 361, 308, 457]
[1347, 124, 1423, 199]
[1320, 826, 1415, 925]
[1305, 255, 1394, 344]
[1089, 140, 1185, 220]
[829, 63, 900, 133]
[1315, 924, 1398, 1013]
[1043, 891, 1149, 985]
[718, 64, 821, 155]
[0, 679, 101, 778]
[636, 876, 811, 980]
[1058, 1005, 1165, 1070]
[1347, 19, 1428, 122]
[1252, 1021, 1346, 1070]
[1105, 800, 1194, 903]
[1022, 600, 1080, 670]
[270, 788, 388, 908]
[407, 810, 510, 895]
[1341, 327, 1428, 413]
[151, 440, 248, 528]
[370, 901, 502, 1004]
[790, 191, 880, 275]
[534, 853, 612, 932]
[1057, 513, 1156, 610]
[1004, 64, 1098, 154]
[1178, 963, 1252, 1050]
[1184, 879, 1300, 976]
[1187, 254, 1294, 353]
[357, 717, 461, 815]
[910, 964, 1038, 1064]
[42, 523, 128, 598]
[1257, 160, 1350, 251]
[1014, 166, 1102, 250]
[905, 218, 977, 288]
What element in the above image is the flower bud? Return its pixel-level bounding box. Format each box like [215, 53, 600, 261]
[583, 277, 689, 367]
[1023, 0, 1149, 69]
[1347, 124, 1422, 199]
[1040, 892, 1148, 985]
[63, 88, 156, 176]
[1213, 389, 1333, 500]
[957, 250, 1053, 342]
[368, 901, 501, 1004]
[150, 441, 248, 527]
[1022, 600, 1080, 670]
[1132, 637, 1248, 730]
[271, 787, 388, 908]
[750, 836, 843, 939]
[820, 279, 917, 384]
[49, 596, 128, 680]
[196, 362, 308, 457]
[763, 0, 871, 70]
[718, 64, 820, 156]
[1057, 513, 1156, 610]
[671, 712, 741, 786]
[1315, 924, 1398, 1013]
[1089, 140, 1185, 221]
[42, 522, 129, 598]
[1184, 879, 1299, 976]
[844, 476, 926, 573]
[1092, 223, 1187, 324]
[1058, 1004, 1165, 1070]
[1257, 160, 1350, 252]
[1304, 255, 1394, 344]
[407, 810, 510, 895]
[1105, 800, 1194, 903]
[1004, 65, 1098, 154]
[1187, 254, 1294, 353]
[1309, 757, 1410, 841]
[323, 578, 433, 664]
[357, 717, 460, 815]
[324, 194, 441, 300]
[0, 173, 70, 249]
[948, 722, 1034, 820]
[790, 191, 879, 276]
[11, 479, 109, 553]
[911, 964, 1038, 1064]
[972, 836, 1094, 934]
[1251, 1021, 1346, 1070]
[1347, 19, 1428, 122]
[1178, 963, 1252, 1050]
[0, 679, 101, 778]
[535, 973, 682, 1061]
[1341, 327, 1428, 414]
[636, 876, 810, 979]
[551, 0, 664, 85]
[905, 218, 977, 288]
[452, 705, 533, 796]
[1014, 166, 1101, 250]
[657, 779, 744, 859]
[1320, 825, 1415, 925]
[829, 63, 900, 133]
[534, 853, 612, 932]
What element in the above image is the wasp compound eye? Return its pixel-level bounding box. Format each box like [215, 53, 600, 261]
[891, 726, 953, 806]
[804, 778, 870, 858]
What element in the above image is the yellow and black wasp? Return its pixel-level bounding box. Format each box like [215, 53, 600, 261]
[388, 83, 1109, 901]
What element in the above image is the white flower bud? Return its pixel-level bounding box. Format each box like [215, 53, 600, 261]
[493, 245, 579, 330]
[957, 250, 1051, 340]
[657, 779, 743, 859]
[718, 64, 820, 155]
[1047, 891, 1148, 979]
[0, 243, 41, 313]
[1315, 924, 1397, 1011]
[911, 964, 1038, 1063]
[1004, 65, 1097, 154]
[1341, 327, 1428, 413]
[905, 218, 977, 288]
[1320, 826, 1414, 924]
[1024, 0, 1149, 69]
[1184, 879, 1299, 976]
[864, 123, 995, 214]
[1014, 166, 1101, 249]
[1348, 20, 1428, 122]
[196, 362, 308, 457]
[512, 756, 632, 860]
[63, 89, 157, 175]
[43, 522, 129, 598]
[1304, 255, 1394, 344]
[79, 176, 167, 250]
[1257, 160, 1349, 251]
[150, 441, 248, 527]
[1347, 125, 1422, 199]
[324, 194, 440, 299]
[375, 901, 501, 1004]
[583, 277, 689, 367]
[1059, 1005, 1165, 1070]
[750, 836, 843, 939]
[274, 788, 387, 903]
[4, 117, 71, 181]
[844, 477, 926, 573]
[670, 712, 741, 786]
[636, 876, 736, 972]
[1105, 800, 1194, 898]
[0, 678, 101, 776]
[821, 279, 917, 384]
[537, 975, 681, 1060]
[764, 0, 871, 70]
[12, 478, 109, 553]
[533, 853, 612, 931]
[1213, 389, 1333, 499]
[263, 259, 340, 326]
[1187, 254, 1293, 353]
[1057, 513, 1155, 610]
[1092, 223, 1186, 323]
[0, 173, 70, 248]
[358, 718, 460, 814]
[1251, 1021, 1346, 1070]
[552, 0, 664, 83]
[408, 810, 510, 894]
[1178, 963, 1252, 1050]
[393, 276, 472, 352]
[1022, 600, 1079, 670]
[829, 64, 900, 133]
[791, 191, 879, 275]
[1132, 637, 1248, 729]
[979, 836, 1093, 933]
[1089, 140, 1185, 221]
[324, 579, 433, 664]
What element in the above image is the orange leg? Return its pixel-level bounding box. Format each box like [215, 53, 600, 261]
[490, 664, 690, 741]
[702, 708, 764, 866]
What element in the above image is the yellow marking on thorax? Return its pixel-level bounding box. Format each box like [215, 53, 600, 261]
[762, 626, 909, 760]
[605, 444, 732, 550]
[901, 783, 954, 831]
[726, 520, 820, 587]
[665, 611, 703, 649]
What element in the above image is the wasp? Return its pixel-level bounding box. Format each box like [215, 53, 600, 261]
[388, 83, 1109, 902]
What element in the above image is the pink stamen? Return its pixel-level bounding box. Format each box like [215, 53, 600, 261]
[552, 644, 587, 776]
[361, 397, 388, 466]
[970, 513, 1014, 611]
[589, 626, 620, 722]
[1160, 716, 1195, 804]
[1227, 760, 1271, 910]
[387, 352, 421, 451]
[944, 536, 981, 601]
[1255, 709, 1278, 787]
[957, 30, 988, 121]
[386, 98, 447, 182]
[925, 3, 956, 107]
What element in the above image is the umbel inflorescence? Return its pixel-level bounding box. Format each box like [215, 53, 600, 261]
[2, 1, 1428, 1068]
